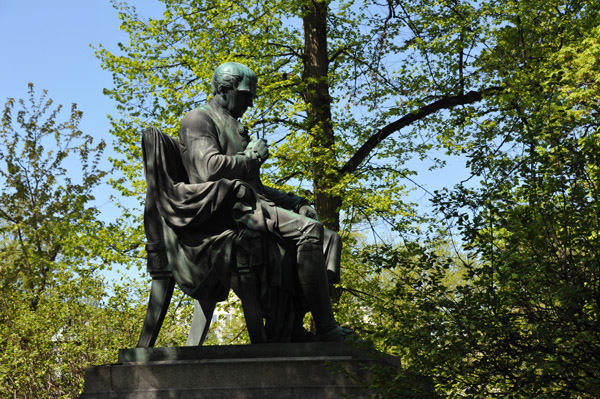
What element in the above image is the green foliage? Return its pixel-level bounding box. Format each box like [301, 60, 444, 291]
[334, 2, 600, 397]
[96, 1, 600, 397]
[0, 84, 152, 397]
[0, 84, 107, 307]
[95, 0, 475, 233]
[203, 293, 251, 346]
[428, 3, 600, 396]
[0, 276, 147, 398]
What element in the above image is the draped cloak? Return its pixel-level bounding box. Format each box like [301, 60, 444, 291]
[142, 126, 293, 303]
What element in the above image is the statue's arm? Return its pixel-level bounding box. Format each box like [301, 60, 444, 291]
[179, 109, 258, 183]
[263, 185, 311, 211]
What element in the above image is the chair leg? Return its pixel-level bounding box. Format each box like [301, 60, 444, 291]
[237, 272, 267, 344]
[136, 275, 175, 348]
[186, 299, 216, 346]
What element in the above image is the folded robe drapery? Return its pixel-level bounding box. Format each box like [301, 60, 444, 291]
[141, 127, 292, 311]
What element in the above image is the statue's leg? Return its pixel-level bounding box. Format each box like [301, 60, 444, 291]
[186, 299, 216, 346]
[267, 206, 344, 341]
[323, 228, 341, 292]
[290, 228, 342, 341]
[296, 241, 338, 336]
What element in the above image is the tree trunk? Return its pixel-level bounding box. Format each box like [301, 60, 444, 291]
[302, 0, 341, 232]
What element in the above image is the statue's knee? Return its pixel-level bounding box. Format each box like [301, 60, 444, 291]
[297, 220, 324, 248]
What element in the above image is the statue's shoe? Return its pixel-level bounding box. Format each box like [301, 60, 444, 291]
[316, 325, 354, 342]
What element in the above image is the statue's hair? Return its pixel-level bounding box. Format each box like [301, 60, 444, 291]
[211, 62, 257, 95]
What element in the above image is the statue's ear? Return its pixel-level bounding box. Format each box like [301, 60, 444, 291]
[217, 84, 229, 95]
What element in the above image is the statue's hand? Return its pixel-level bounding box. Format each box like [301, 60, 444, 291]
[298, 205, 319, 221]
[244, 139, 269, 163]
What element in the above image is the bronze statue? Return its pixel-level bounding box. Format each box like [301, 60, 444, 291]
[141, 62, 350, 344]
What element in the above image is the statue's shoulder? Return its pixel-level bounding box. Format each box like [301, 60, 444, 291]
[181, 103, 216, 126]
[195, 102, 213, 114]
[186, 103, 212, 117]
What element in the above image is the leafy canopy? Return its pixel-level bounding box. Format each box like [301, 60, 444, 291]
[0, 84, 153, 397]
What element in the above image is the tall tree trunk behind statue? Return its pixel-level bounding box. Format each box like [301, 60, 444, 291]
[302, 0, 341, 233]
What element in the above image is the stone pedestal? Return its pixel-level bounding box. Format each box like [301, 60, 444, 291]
[82, 343, 432, 398]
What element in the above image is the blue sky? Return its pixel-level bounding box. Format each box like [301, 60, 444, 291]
[0, 1, 167, 212]
[0, 1, 167, 279]
[0, 1, 163, 146]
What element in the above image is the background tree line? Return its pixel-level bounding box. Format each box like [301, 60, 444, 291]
[0, 84, 190, 397]
[1, 0, 598, 397]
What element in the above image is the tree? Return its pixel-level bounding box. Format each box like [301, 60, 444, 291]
[0, 83, 108, 307]
[337, 3, 600, 397]
[0, 84, 152, 397]
[426, 11, 600, 395]
[96, 0, 600, 397]
[95, 0, 500, 235]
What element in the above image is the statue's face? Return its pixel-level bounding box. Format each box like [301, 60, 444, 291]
[225, 89, 254, 119]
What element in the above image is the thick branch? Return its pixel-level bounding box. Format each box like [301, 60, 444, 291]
[340, 87, 502, 175]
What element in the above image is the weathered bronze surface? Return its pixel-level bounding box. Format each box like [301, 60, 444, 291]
[142, 62, 348, 344]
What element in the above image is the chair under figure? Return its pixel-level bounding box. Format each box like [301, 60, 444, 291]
[138, 236, 269, 347]
[184, 235, 271, 346]
[185, 270, 265, 347]
[136, 127, 296, 348]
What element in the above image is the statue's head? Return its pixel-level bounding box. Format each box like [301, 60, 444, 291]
[211, 62, 257, 118]
[211, 62, 258, 118]
[211, 62, 257, 96]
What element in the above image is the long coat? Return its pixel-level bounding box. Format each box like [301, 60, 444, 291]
[143, 100, 304, 303]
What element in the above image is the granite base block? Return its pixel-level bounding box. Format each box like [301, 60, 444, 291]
[82, 343, 432, 399]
